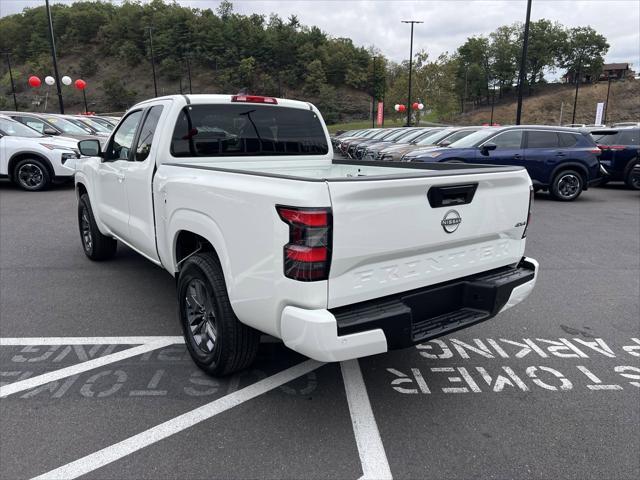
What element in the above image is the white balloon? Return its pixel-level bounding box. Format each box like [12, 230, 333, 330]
[45, 76, 55, 86]
[62, 75, 72, 86]
[418, 103, 424, 110]
[394, 104, 400, 112]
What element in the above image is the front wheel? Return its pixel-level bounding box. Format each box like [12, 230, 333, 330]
[625, 161, 640, 190]
[13, 158, 50, 191]
[78, 194, 117, 260]
[550, 170, 584, 201]
[178, 252, 260, 376]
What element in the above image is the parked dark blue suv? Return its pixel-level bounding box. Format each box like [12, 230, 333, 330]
[406, 126, 603, 201]
[591, 127, 640, 190]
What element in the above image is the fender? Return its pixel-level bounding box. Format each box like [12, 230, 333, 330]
[166, 208, 234, 299]
[8, 151, 55, 180]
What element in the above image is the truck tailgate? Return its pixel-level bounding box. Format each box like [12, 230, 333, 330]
[327, 169, 531, 308]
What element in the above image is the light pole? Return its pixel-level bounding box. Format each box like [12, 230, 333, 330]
[490, 85, 496, 125]
[603, 75, 612, 125]
[371, 56, 378, 128]
[402, 20, 423, 127]
[146, 26, 158, 97]
[45, 0, 64, 113]
[1, 52, 18, 111]
[184, 55, 193, 94]
[515, 0, 532, 125]
[571, 55, 583, 124]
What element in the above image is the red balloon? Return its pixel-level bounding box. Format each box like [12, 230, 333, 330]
[74, 79, 87, 90]
[28, 76, 41, 88]
[412, 102, 420, 110]
[398, 104, 406, 112]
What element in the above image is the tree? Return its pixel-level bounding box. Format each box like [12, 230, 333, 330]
[558, 26, 609, 83]
[524, 20, 567, 90]
[102, 77, 136, 110]
[489, 25, 519, 96]
[303, 59, 326, 96]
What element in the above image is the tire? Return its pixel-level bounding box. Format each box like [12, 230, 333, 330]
[624, 160, 640, 190]
[13, 158, 51, 191]
[178, 252, 260, 376]
[78, 194, 118, 260]
[550, 169, 584, 201]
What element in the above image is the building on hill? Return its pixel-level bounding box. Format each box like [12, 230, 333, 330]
[599, 63, 635, 81]
[563, 62, 635, 84]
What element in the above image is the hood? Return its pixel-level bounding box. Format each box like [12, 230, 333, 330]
[35, 135, 79, 150]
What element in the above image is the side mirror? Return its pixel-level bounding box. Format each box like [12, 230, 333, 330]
[43, 126, 59, 135]
[480, 142, 497, 155]
[78, 139, 102, 157]
[439, 139, 452, 147]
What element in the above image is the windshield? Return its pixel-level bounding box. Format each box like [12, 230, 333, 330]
[0, 117, 43, 137]
[416, 129, 454, 146]
[43, 116, 91, 135]
[383, 129, 416, 142]
[79, 117, 113, 133]
[398, 129, 430, 144]
[448, 129, 498, 148]
[443, 129, 480, 144]
[171, 104, 329, 157]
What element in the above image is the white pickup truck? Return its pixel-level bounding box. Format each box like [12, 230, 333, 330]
[75, 94, 538, 376]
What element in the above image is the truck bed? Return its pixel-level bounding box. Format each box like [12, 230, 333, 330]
[164, 159, 525, 182]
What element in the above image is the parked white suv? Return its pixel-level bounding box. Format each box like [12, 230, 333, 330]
[75, 94, 538, 376]
[0, 114, 79, 191]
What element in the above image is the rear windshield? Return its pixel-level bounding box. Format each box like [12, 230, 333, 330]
[171, 104, 328, 157]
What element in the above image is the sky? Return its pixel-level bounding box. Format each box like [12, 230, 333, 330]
[1, 0, 639, 71]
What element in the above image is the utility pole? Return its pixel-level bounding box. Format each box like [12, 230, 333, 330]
[462, 66, 468, 113]
[515, 0, 532, 125]
[571, 55, 583, 124]
[45, 0, 64, 113]
[402, 20, 423, 127]
[2, 52, 18, 111]
[146, 26, 158, 97]
[603, 75, 612, 125]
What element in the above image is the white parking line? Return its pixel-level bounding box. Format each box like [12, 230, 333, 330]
[0, 336, 184, 346]
[31, 359, 323, 480]
[0, 341, 174, 398]
[341, 359, 392, 480]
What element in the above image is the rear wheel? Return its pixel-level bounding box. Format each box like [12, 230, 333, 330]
[13, 158, 50, 191]
[178, 252, 260, 376]
[78, 194, 117, 260]
[550, 169, 584, 201]
[624, 160, 640, 190]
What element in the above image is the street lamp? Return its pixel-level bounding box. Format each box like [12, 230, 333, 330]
[146, 26, 158, 97]
[515, 0, 532, 125]
[571, 55, 583, 124]
[45, 0, 64, 113]
[401, 20, 423, 127]
[1, 52, 18, 111]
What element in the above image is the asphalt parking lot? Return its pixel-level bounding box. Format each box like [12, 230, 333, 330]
[1, 180, 638, 480]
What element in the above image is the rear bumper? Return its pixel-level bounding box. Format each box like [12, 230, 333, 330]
[280, 257, 538, 362]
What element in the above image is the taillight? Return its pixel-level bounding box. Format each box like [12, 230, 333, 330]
[522, 186, 533, 239]
[231, 95, 278, 104]
[277, 206, 332, 281]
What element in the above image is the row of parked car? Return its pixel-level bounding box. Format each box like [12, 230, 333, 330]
[0, 111, 119, 191]
[332, 123, 640, 201]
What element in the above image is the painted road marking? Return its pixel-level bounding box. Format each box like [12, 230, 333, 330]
[0, 336, 184, 346]
[31, 359, 322, 480]
[0, 341, 174, 398]
[341, 359, 392, 480]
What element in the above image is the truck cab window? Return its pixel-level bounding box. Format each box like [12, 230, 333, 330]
[171, 104, 329, 157]
[135, 106, 164, 162]
[107, 111, 142, 161]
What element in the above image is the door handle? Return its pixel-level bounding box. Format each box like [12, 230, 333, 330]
[513, 154, 522, 159]
[556, 152, 566, 157]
